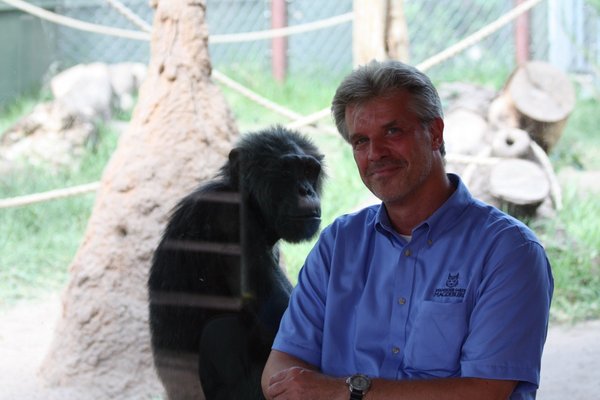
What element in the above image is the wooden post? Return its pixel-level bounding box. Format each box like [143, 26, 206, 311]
[515, 0, 530, 65]
[353, 0, 388, 66]
[353, 0, 409, 66]
[271, 0, 288, 83]
[386, 0, 410, 62]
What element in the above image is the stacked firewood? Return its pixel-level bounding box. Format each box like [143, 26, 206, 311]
[441, 61, 575, 218]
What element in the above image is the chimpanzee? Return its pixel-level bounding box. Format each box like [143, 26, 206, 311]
[148, 126, 325, 400]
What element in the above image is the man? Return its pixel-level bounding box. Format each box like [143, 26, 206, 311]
[261, 60, 553, 400]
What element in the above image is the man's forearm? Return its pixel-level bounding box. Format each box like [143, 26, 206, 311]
[261, 350, 319, 397]
[262, 350, 517, 400]
[365, 376, 517, 400]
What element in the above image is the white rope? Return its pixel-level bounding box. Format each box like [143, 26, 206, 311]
[212, 70, 304, 122]
[209, 12, 354, 43]
[445, 153, 504, 166]
[1, 0, 151, 41]
[0, 0, 352, 43]
[417, 0, 544, 71]
[460, 146, 494, 188]
[104, 0, 152, 33]
[0, 182, 100, 209]
[213, 71, 337, 134]
[285, 109, 333, 131]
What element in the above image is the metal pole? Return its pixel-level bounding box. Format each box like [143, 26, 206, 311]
[515, 0, 531, 65]
[271, 0, 288, 82]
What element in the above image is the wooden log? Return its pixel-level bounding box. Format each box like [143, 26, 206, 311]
[491, 128, 531, 158]
[489, 158, 550, 217]
[444, 108, 489, 155]
[503, 61, 576, 152]
[488, 94, 519, 130]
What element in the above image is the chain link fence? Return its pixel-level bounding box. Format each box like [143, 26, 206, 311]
[2, 0, 600, 101]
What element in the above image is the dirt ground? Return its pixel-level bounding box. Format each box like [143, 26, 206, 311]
[0, 294, 599, 400]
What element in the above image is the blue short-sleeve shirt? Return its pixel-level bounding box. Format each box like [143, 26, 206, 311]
[273, 174, 554, 400]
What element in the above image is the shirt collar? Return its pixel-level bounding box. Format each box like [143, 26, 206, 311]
[374, 173, 474, 243]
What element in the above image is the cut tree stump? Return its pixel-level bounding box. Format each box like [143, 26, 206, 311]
[501, 61, 576, 152]
[489, 158, 550, 217]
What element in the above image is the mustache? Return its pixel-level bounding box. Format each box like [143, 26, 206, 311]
[366, 159, 407, 175]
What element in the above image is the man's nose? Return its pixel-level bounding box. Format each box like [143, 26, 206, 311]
[368, 139, 388, 160]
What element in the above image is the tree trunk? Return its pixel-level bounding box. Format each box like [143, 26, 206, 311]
[38, 1, 238, 399]
[353, 0, 410, 66]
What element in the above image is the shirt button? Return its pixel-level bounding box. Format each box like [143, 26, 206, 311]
[392, 346, 400, 355]
[427, 239, 433, 246]
[404, 249, 412, 257]
[398, 297, 406, 305]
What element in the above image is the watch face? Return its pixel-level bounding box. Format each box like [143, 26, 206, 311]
[350, 374, 370, 390]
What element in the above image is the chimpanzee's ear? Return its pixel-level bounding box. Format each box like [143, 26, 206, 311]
[228, 147, 239, 164]
[227, 148, 241, 188]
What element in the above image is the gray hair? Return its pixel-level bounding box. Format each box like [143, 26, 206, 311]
[331, 60, 444, 145]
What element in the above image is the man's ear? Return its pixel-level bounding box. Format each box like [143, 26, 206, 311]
[430, 117, 445, 152]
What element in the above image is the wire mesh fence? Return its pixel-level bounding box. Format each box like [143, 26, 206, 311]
[2, 0, 600, 101]
[47, 0, 600, 79]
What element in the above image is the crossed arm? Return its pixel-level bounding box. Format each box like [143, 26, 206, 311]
[262, 350, 518, 400]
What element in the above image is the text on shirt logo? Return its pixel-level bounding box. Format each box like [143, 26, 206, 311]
[433, 273, 466, 298]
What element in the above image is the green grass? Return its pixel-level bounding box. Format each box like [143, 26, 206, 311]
[531, 93, 600, 322]
[1, 73, 599, 323]
[0, 91, 50, 137]
[551, 97, 600, 170]
[532, 188, 600, 322]
[0, 123, 119, 308]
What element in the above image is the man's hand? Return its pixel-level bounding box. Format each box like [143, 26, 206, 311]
[265, 366, 347, 400]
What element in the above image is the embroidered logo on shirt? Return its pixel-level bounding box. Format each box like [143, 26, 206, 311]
[433, 273, 466, 298]
[446, 272, 459, 287]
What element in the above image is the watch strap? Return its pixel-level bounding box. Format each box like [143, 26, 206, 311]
[350, 389, 364, 400]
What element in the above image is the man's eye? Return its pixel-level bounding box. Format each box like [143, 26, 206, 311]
[387, 127, 401, 135]
[352, 137, 368, 149]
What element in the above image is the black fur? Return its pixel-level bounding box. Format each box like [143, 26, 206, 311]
[148, 126, 324, 399]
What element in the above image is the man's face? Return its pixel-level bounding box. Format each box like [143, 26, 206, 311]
[345, 90, 443, 205]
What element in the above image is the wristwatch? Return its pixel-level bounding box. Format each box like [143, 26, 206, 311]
[346, 373, 371, 400]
